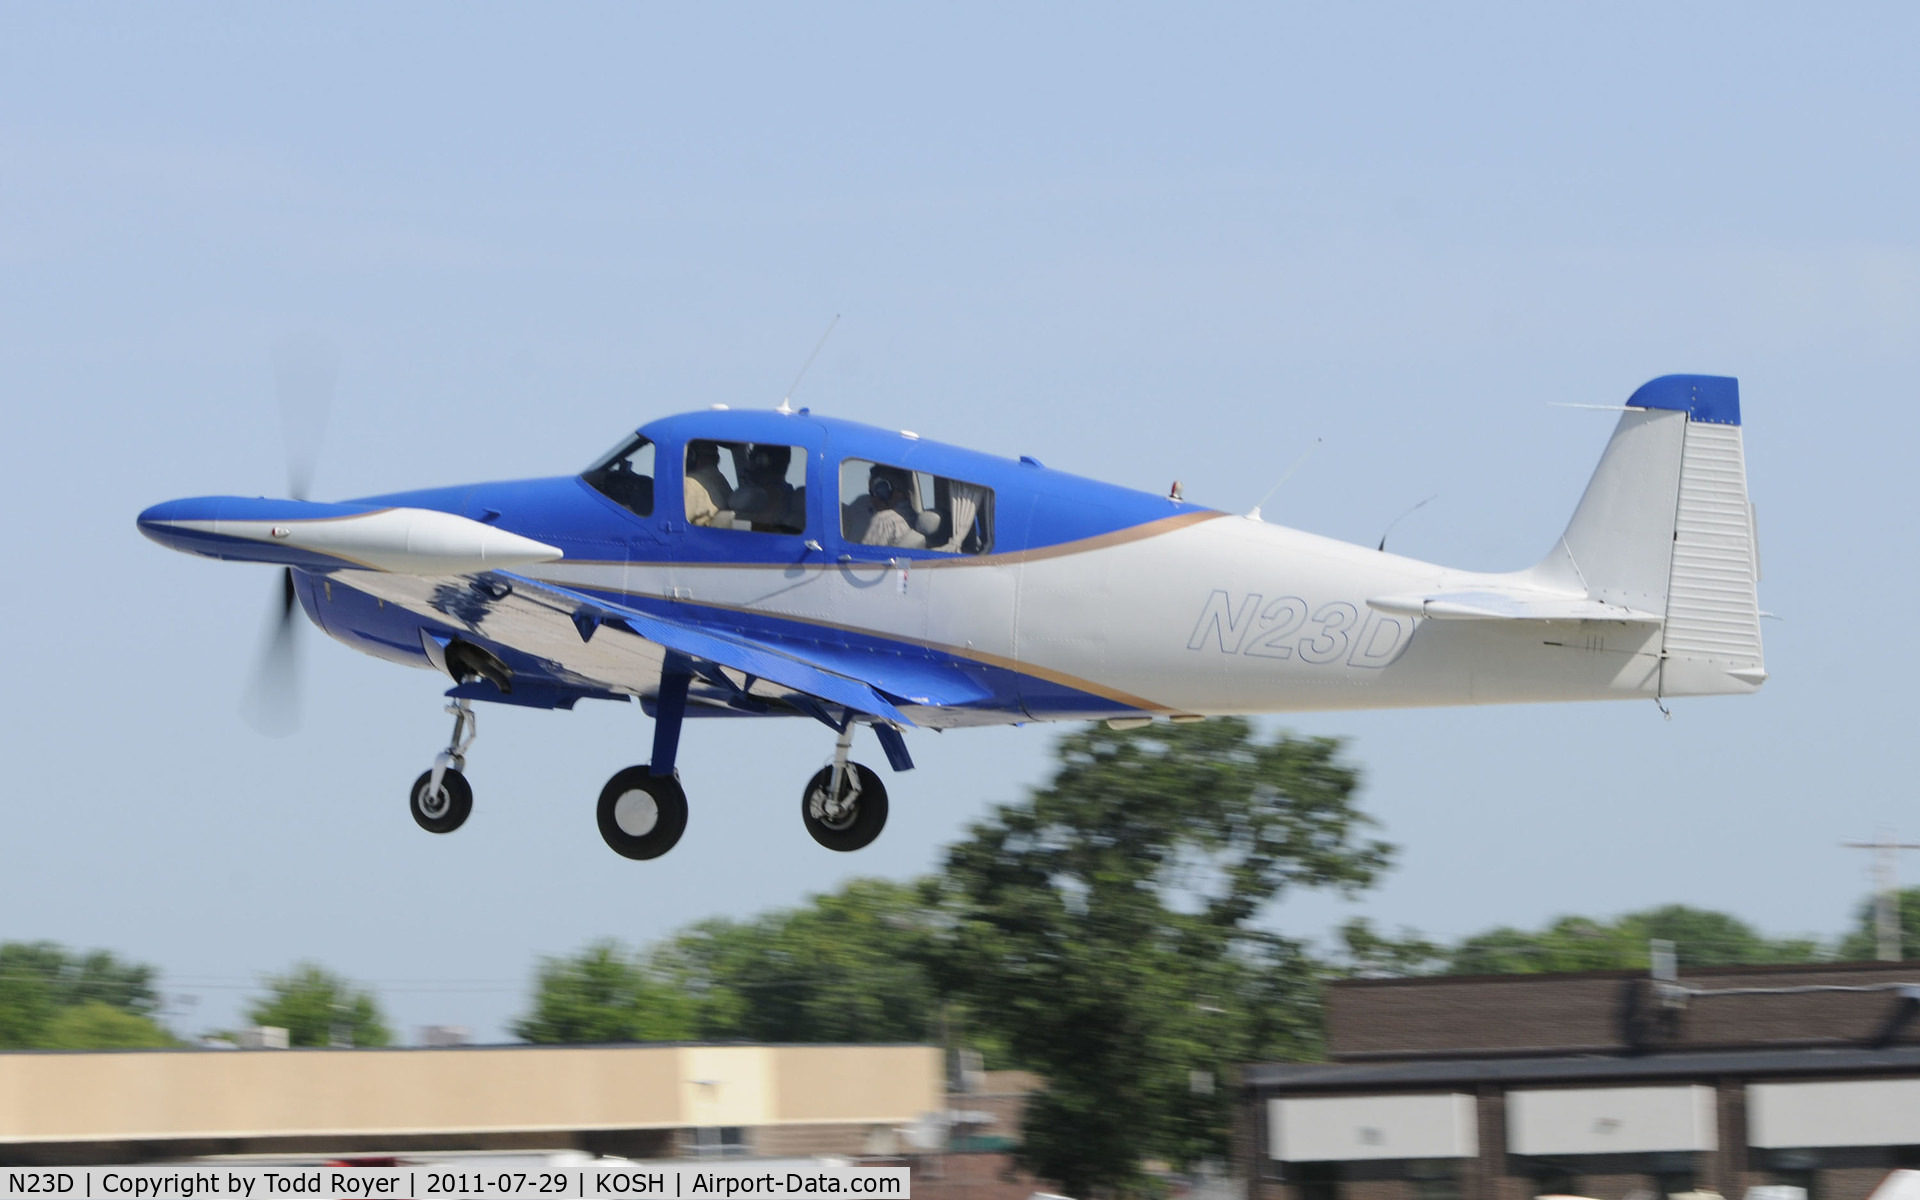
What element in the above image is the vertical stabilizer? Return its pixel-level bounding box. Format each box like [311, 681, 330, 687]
[1534, 375, 1765, 696]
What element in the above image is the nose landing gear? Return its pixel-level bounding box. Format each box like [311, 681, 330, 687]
[409, 698, 476, 834]
[801, 722, 889, 852]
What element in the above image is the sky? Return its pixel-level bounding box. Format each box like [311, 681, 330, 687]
[1, 4, 1915, 1043]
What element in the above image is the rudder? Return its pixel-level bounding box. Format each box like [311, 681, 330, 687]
[1532, 375, 1765, 696]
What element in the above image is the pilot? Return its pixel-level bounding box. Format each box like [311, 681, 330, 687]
[731, 443, 803, 531]
[851, 466, 937, 549]
[684, 442, 733, 528]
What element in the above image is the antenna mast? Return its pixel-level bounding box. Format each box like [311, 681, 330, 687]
[778, 314, 840, 414]
[1842, 831, 1920, 961]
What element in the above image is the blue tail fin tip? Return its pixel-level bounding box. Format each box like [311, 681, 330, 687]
[1628, 374, 1741, 426]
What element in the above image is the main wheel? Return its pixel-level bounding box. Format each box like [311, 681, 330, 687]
[596, 766, 689, 860]
[410, 767, 473, 834]
[801, 762, 888, 852]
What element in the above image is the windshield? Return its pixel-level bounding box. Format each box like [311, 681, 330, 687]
[582, 435, 655, 518]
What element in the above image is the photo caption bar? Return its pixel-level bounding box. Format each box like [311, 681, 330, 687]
[0, 1166, 911, 1200]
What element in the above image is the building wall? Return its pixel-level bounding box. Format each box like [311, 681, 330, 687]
[1249, 1076, 1920, 1197]
[0, 1044, 941, 1157]
[1251, 964, 1920, 1200]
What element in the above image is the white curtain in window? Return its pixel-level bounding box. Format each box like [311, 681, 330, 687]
[946, 482, 988, 551]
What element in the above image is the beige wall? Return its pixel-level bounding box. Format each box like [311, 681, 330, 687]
[0, 1044, 941, 1145]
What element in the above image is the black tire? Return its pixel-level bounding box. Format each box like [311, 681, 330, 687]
[596, 766, 689, 860]
[800, 762, 888, 852]
[410, 767, 473, 834]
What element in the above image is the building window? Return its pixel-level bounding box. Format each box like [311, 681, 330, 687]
[1649, 1151, 1697, 1198]
[1292, 1161, 1340, 1200]
[1528, 1162, 1578, 1198]
[1767, 1170, 1815, 1200]
[1407, 1160, 1460, 1200]
[685, 1126, 750, 1159]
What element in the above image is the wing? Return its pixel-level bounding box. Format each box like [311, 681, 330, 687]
[511, 574, 934, 724]
[327, 568, 999, 726]
[1366, 588, 1663, 623]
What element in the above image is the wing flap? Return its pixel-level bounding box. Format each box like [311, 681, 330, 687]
[1367, 589, 1663, 623]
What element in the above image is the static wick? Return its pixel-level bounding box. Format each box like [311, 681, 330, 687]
[778, 314, 841, 414]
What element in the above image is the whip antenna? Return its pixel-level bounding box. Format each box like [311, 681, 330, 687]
[778, 314, 840, 413]
[1377, 493, 1438, 552]
[1245, 438, 1321, 521]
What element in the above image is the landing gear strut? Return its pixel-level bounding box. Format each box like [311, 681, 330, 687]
[596, 655, 692, 859]
[410, 698, 476, 834]
[801, 722, 888, 852]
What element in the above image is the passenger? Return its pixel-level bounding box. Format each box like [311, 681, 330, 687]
[854, 467, 929, 549]
[684, 442, 733, 527]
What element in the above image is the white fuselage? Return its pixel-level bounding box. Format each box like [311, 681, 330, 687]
[518, 511, 1677, 727]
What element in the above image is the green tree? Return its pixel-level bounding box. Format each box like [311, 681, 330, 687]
[245, 963, 390, 1048]
[1838, 888, 1920, 961]
[656, 878, 943, 1044]
[520, 881, 949, 1047]
[1335, 918, 1446, 978]
[932, 719, 1390, 1199]
[1448, 916, 1641, 974]
[1620, 904, 1820, 967]
[41, 1002, 175, 1049]
[0, 942, 164, 1049]
[1448, 905, 1822, 975]
[514, 941, 698, 1043]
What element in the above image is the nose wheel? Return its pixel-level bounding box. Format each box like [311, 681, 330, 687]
[410, 767, 473, 833]
[410, 698, 477, 834]
[596, 767, 689, 860]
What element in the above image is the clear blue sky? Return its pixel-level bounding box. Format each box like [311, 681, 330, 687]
[2, 4, 1914, 1041]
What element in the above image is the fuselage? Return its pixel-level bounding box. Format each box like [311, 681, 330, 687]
[134, 378, 1763, 862]
[214, 406, 1687, 726]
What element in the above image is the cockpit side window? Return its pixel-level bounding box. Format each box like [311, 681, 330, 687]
[685, 440, 808, 534]
[839, 458, 994, 554]
[582, 436, 656, 517]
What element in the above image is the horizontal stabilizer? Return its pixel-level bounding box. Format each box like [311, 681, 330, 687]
[1367, 589, 1664, 623]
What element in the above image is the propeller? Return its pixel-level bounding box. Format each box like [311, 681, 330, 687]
[239, 335, 339, 737]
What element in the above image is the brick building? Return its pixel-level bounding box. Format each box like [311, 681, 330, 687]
[1239, 962, 1920, 1200]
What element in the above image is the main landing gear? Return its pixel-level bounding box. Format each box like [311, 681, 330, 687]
[596, 768, 688, 860]
[405, 657, 912, 860]
[585, 657, 909, 860]
[800, 722, 889, 852]
[410, 698, 476, 834]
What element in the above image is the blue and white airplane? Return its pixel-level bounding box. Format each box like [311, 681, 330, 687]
[138, 374, 1764, 861]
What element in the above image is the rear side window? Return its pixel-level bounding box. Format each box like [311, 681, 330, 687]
[840, 458, 994, 554]
[582, 436, 655, 517]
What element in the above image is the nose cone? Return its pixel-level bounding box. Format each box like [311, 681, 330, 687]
[137, 497, 214, 554]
